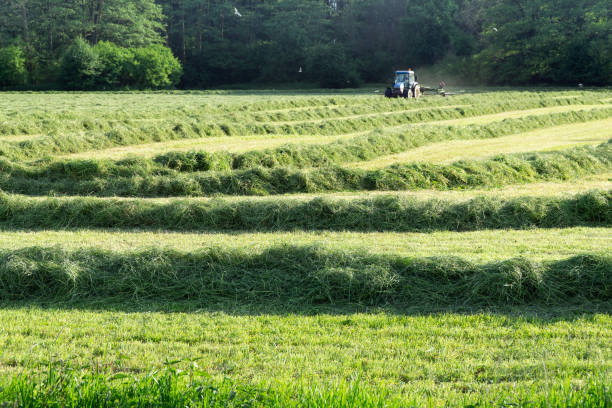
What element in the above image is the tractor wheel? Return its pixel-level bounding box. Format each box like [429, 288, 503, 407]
[384, 88, 392, 98]
[402, 89, 409, 98]
[413, 85, 422, 98]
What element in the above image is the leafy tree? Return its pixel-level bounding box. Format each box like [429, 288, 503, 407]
[338, 0, 408, 81]
[257, 0, 332, 82]
[470, 0, 611, 85]
[93, 41, 132, 88]
[129, 44, 182, 88]
[1, 0, 611, 88]
[0, 0, 164, 67]
[0, 46, 27, 87]
[306, 44, 361, 88]
[59, 37, 99, 89]
[401, 0, 458, 65]
[90, 0, 165, 47]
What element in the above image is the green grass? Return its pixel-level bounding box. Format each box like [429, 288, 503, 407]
[61, 132, 355, 160]
[4, 108, 607, 185]
[0, 309, 610, 406]
[227, 172, 610, 201]
[1, 364, 610, 407]
[1, 92, 608, 161]
[2, 89, 612, 407]
[352, 117, 612, 168]
[2, 245, 610, 307]
[1, 90, 606, 136]
[0, 189, 608, 232]
[3, 142, 607, 197]
[153, 108, 612, 172]
[0, 227, 608, 261]
[428, 104, 610, 125]
[58, 105, 612, 162]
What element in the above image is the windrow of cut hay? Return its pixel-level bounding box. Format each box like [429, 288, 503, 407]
[5, 108, 609, 179]
[1, 245, 610, 307]
[2, 143, 609, 197]
[2, 365, 610, 408]
[0, 98, 456, 142]
[0, 91, 599, 137]
[155, 108, 612, 171]
[0, 190, 608, 232]
[1, 96, 607, 160]
[0, 94, 404, 136]
[236, 92, 603, 122]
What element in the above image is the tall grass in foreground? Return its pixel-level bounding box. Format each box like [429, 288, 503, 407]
[0, 190, 608, 232]
[1, 246, 610, 307]
[1, 364, 610, 407]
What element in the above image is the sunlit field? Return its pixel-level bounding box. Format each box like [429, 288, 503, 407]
[0, 88, 610, 407]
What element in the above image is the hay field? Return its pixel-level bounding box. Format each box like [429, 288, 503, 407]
[0, 89, 611, 407]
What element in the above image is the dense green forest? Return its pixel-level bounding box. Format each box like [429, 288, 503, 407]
[0, 0, 610, 89]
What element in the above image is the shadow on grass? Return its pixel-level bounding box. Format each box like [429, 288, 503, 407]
[1, 245, 610, 318]
[0, 188, 610, 233]
[1, 299, 610, 321]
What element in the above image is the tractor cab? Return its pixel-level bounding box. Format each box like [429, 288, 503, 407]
[385, 69, 420, 98]
[394, 70, 416, 88]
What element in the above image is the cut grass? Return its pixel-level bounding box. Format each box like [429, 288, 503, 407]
[36, 108, 612, 175]
[222, 172, 611, 201]
[265, 103, 471, 125]
[352, 118, 612, 169]
[0, 94, 460, 138]
[0, 189, 608, 232]
[2, 95, 607, 160]
[0, 227, 608, 262]
[0, 308, 609, 406]
[0, 133, 44, 143]
[3, 90, 605, 135]
[153, 108, 612, 173]
[3, 142, 607, 197]
[2, 89, 612, 407]
[27, 103, 612, 162]
[430, 104, 612, 126]
[2, 245, 610, 307]
[61, 133, 360, 160]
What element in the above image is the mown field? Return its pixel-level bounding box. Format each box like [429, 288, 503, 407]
[0, 88, 611, 407]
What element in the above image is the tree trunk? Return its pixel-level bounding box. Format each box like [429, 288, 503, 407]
[20, 0, 29, 43]
[93, 0, 103, 44]
[180, 0, 186, 62]
[47, 0, 53, 53]
[198, 2, 203, 52]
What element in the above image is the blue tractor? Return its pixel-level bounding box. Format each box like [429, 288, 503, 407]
[385, 69, 421, 98]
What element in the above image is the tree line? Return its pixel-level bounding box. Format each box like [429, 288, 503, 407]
[0, 0, 610, 89]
